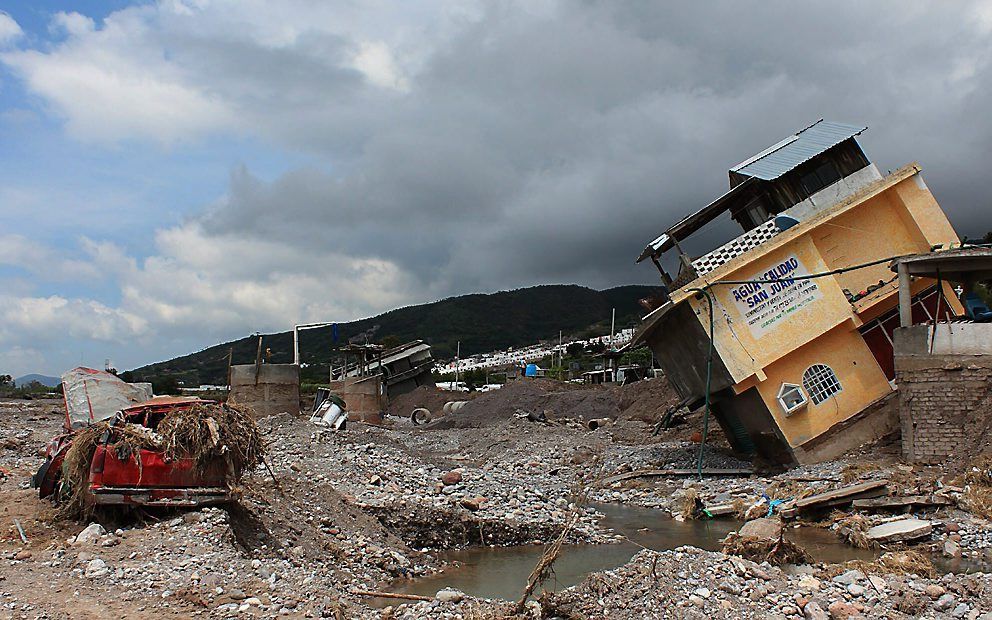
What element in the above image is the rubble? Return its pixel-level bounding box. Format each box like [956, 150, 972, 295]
[0, 387, 990, 618]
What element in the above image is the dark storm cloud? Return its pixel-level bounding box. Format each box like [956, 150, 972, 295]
[198, 1, 992, 296]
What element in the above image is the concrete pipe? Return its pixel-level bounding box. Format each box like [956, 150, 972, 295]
[587, 417, 612, 431]
[411, 408, 432, 425]
[444, 401, 468, 414]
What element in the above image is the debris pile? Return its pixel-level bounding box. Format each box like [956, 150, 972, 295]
[55, 402, 264, 518]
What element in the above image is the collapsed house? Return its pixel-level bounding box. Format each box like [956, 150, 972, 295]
[631, 120, 965, 464]
[328, 340, 434, 421]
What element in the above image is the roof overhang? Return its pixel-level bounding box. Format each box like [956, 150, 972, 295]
[636, 177, 757, 263]
[890, 247, 992, 282]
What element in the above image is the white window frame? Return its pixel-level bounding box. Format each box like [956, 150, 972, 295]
[777, 382, 807, 416]
[802, 364, 843, 405]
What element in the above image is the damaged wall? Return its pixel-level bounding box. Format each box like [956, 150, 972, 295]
[895, 326, 992, 463]
[229, 364, 300, 418]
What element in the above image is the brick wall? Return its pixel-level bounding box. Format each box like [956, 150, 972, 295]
[895, 355, 992, 463]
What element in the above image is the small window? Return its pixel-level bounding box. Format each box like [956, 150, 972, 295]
[803, 364, 842, 405]
[799, 161, 842, 195]
[777, 383, 807, 415]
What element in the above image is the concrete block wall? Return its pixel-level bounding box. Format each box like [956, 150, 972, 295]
[229, 363, 300, 418]
[895, 355, 992, 463]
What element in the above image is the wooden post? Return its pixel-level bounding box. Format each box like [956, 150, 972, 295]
[254, 336, 263, 386]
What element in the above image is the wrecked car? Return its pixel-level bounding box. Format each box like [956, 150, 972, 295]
[33, 367, 259, 511]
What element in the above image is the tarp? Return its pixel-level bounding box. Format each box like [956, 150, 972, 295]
[61, 367, 153, 429]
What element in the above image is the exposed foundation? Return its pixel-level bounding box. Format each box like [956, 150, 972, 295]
[229, 364, 300, 418]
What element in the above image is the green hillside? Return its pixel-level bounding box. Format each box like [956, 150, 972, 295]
[130, 284, 659, 386]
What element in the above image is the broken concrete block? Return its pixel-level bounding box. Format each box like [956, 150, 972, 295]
[866, 518, 932, 543]
[703, 502, 737, 517]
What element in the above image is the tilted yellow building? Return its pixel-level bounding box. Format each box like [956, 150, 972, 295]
[634, 121, 962, 464]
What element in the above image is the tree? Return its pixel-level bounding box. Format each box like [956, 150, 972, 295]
[380, 335, 402, 350]
[151, 375, 182, 395]
[0, 375, 11, 388]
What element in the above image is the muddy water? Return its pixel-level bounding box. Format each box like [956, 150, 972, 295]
[378, 502, 879, 603]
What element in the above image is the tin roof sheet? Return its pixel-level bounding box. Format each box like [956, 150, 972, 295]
[731, 120, 867, 180]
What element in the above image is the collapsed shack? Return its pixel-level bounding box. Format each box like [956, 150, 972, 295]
[35, 368, 265, 519]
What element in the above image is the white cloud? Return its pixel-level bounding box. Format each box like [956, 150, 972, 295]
[351, 41, 409, 91]
[0, 1, 471, 145]
[119, 223, 411, 332]
[0, 12, 22, 47]
[0, 234, 104, 281]
[0, 295, 147, 344]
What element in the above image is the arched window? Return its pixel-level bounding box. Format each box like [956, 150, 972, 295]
[802, 364, 842, 405]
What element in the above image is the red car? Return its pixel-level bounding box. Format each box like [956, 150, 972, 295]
[34, 368, 234, 508]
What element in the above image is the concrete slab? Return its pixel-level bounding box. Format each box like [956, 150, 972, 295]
[793, 480, 888, 510]
[866, 518, 932, 543]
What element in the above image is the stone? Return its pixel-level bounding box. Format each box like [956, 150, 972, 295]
[952, 603, 970, 618]
[935, 593, 956, 611]
[803, 601, 828, 620]
[693, 587, 711, 599]
[865, 518, 932, 543]
[925, 584, 947, 599]
[441, 471, 462, 486]
[738, 518, 782, 541]
[688, 595, 705, 608]
[827, 601, 859, 619]
[460, 497, 484, 511]
[14, 550, 31, 560]
[84, 558, 109, 578]
[75, 523, 106, 545]
[832, 569, 865, 586]
[798, 576, 821, 590]
[945, 522, 961, 532]
[867, 575, 887, 592]
[944, 538, 962, 558]
[435, 588, 464, 603]
[847, 584, 865, 597]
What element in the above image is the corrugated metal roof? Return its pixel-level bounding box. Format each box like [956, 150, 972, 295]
[730, 120, 867, 180]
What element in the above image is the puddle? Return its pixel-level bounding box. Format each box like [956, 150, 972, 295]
[375, 502, 885, 604]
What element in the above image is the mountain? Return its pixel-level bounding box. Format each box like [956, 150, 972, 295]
[15, 374, 61, 388]
[130, 284, 660, 386]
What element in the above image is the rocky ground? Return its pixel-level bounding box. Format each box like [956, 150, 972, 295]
[0, 379, 990, 619]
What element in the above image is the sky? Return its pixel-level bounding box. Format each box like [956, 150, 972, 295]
[0, 1, 991, 378]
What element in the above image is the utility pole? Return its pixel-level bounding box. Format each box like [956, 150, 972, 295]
[610, 308, 616, 348]
[455, 341, 461, 388]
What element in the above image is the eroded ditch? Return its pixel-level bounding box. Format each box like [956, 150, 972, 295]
[372, 502, 989, 605]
